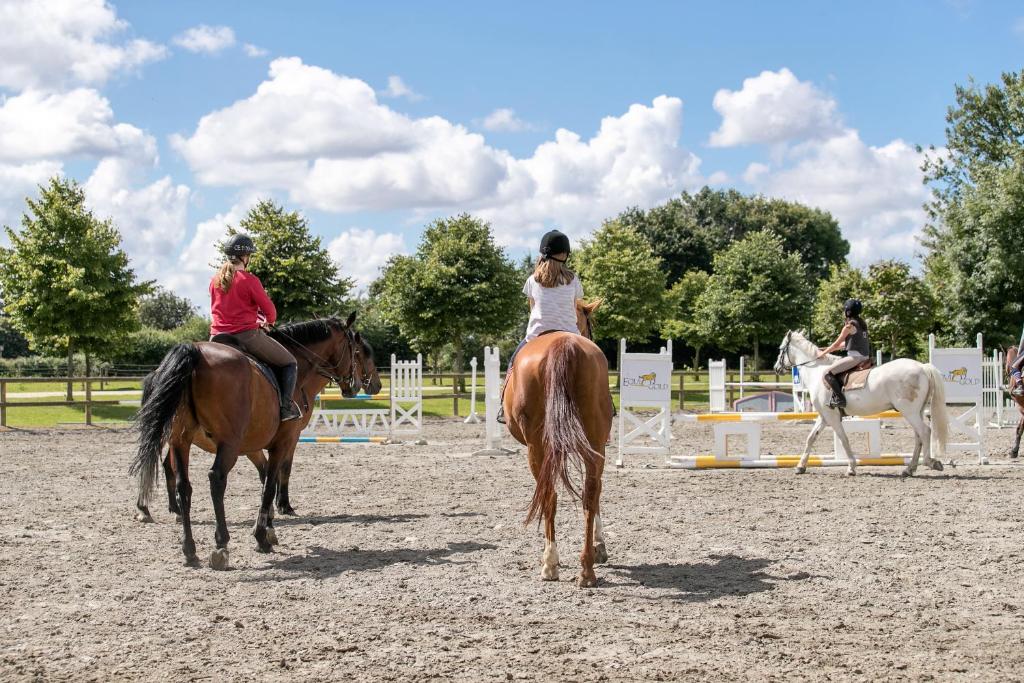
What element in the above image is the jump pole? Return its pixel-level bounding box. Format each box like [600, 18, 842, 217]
[473, 346, 516, 456]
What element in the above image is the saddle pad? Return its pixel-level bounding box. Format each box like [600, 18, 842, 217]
[843, 367, 872, 391]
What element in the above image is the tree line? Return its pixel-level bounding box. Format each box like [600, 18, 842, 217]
[1, 70, 1022, 375]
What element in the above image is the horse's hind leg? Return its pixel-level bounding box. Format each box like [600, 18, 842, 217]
[163, 448, 180, 519]
[171, 441, 199, 567]
[795, 417, 826, 475]
[1012, 419, 1024, 458]
[276, 452, 297, 516]
[578, 472, 602, 588]
[594, 512, 608, 564]
[541, 492, 559, 581]
[208, 445, 239, 570]
[254, 448, 285, 553]
[902, 409, 939, 477]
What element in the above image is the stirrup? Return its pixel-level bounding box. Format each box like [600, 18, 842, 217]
[280, 401, 302, 422]
[1013, 385, 1024, 398]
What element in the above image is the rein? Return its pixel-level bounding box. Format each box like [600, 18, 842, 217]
[780, 332, 821, 371]
[273, 325, 358, 393]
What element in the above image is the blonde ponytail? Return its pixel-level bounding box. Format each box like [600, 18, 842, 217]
[216, 257, 244, 293]
[533, 256, 575, 288]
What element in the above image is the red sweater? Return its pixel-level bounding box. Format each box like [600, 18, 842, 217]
[209, 271, 278, 335]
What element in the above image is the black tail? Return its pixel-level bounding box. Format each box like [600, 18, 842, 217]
[130, 344, 201, 504]
[526, 336, 602, 525]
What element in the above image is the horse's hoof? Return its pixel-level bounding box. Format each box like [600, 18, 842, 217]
[1011, 452, 1019, 459]
[210, 548, 230, 571]
[175, 514, 182, 524]
[594, 543, 608, 565]
[901, 469, 913, 479]
[577, 574, 598, 589]
[540, 568, 559, 582]
[265, 528, 279, 546]
[277, 506, 297, 516]
[135, 511, 154, 523]
[929, 460, 945, 472]
[794, 466, 806, 475]
[184, 555, 200, 568]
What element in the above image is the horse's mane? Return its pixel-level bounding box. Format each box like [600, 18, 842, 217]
[269, 318, 345, 347]
[789, 330, 837, 363]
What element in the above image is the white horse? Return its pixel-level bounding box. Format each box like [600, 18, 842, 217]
[774, 330, 949, 477]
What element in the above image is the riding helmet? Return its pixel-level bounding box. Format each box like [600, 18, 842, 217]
[223, 233, 257, 257]
[539, 230, 571, 259]
[844, 298, 863, 317]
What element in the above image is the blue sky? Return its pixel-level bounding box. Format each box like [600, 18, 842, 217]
[0, 0, 1020, 309]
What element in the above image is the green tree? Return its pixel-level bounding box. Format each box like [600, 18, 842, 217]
[863, 260, 935, 359]
[696, 230, 812, 369]
[619, 187, 847, 284]
[0, 313, 31, 357]
[372, 214, 521, 372]
[138, 287, 196, 330]
[811, 263, 867, 343]
[573, 220, 667, 345]
[921, 70, 1024, 346]
[0, 177, 150, 385]
[660, 270, 712, 370]
[234, 199, 353, 321]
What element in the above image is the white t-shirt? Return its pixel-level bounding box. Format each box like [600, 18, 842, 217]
[523, 274, 584, 341]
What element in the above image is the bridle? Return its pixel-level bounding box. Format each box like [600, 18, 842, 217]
[273, 323, 359, 393]
[350, 336, 375, 393]
[778, 331, 818, 372]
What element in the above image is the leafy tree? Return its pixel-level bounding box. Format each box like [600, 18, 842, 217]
[660, 270, 712, 370]
[573, 220, 667, 345]
[863, 261, 935, 359]
[696, 230, 812, 369]
[922, 70, 1024, 346]
[234, 199, 353, 321]
[371, 214, 521, 372]
[0, 314, 31, 358]
[138, 287, 196, 330]
[811, 263, 867, 343]
[619, 187, 847, 284]
[0, 177, 150, 384]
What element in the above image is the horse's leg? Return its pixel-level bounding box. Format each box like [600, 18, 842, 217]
[253, 448, 284, 553]
[901, 408, 936, 477]
[795, 417, 826, 475]
[821, 412, 857, 476]
[578, 470, 601, 588]
[171, 441, 199, 566]
[208, 445, 239, 570]
[541, 490, 559, 581]
[594, 512, 608, 564]
[163, 448, 181, 519]
[1013, 417, 1024, 459]
[247, 450, 267, 487]
[276, 452, 297, 516]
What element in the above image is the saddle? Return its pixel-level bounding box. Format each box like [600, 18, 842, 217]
[209, 333, 281, 395]
[835, 358, 874, 391]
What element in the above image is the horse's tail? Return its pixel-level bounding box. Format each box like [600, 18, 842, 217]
[130, 344, 201, 505]
[925, 363, 949, 459]
[526, 336, 602, 526]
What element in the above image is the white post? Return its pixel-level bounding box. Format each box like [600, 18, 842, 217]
[464, 356, 480, 424]
[738, 355, 745, 401]
[473, 347, 515, 456]
[876, 349, 882, 366]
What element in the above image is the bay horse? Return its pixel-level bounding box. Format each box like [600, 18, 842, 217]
[131, 313, 380, 569]
[503, 301, 612, 588]
[1003, 346, 1024, 458]
[775, 330, 949, 477]
[137, 326, 381, 522]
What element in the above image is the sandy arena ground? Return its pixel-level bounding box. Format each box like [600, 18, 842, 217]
[2, 417, 1024, 681]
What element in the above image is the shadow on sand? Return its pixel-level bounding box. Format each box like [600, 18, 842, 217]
[605, 554, 799, 602]
[248, 540, 498, 579]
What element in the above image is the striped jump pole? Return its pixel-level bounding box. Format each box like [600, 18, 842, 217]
[667, 455, 913, 470]
[298, 436, 388, 444]
[676, 410, 902, 423]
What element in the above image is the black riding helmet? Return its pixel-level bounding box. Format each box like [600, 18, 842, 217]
[539, 230, 570, 262]
[223, 233, 257, 257]
[844, 298, 863, 318]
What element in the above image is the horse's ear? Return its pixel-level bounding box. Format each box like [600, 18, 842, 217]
[345, 310, 357, 328]
[586, 298, 603, 314]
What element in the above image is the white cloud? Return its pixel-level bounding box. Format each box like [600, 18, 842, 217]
[707, 170, 730, 185]
[709, 68, 841, 147]
[0, 160, 63, 235]
[0, 88, 155, 163]
[380, 75, 423, 101]
[243, 43, 268, 58]
[84, 157, 191, 282]
[0, 0, 166, 90]
[173, 24, 236, 54]
[327, 228, 406, 288]
[480, 108, 534, 132]
[742, 130, 930, 265]
[173, 58, 704, 249]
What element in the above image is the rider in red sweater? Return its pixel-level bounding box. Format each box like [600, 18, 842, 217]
[209, 234, 302, 421]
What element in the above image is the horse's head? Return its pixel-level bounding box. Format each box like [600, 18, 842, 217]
[576, 299, 602, 341]
[352, 330, 382, 396]
[270, 313, 361, 397]
[774, 329, 816, 374]
[1006, 346, 1019, 375]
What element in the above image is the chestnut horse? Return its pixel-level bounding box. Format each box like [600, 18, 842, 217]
[503, 301, 612, 588]
[131, 314, 380, 569]
[1004, 346, 1024, 458]
[138, 327, 381, 520]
